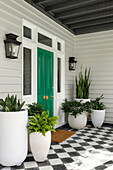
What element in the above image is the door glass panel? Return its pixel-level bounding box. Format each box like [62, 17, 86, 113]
[57, 42, 61, 51]
[38, 33, 52, 47]
[23, 47, 31, 95]
[23, 26, 32, 39]
[57, 58, 61, 93]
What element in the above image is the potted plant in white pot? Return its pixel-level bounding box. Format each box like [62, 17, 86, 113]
[0, 94, 28, 166]
[75, 66, 92, 103]
[61, 99, 92, 129]
[27, 102, 44, 152]
[27, 102, 44, 116]
[91, 94, 106, 128]
[27, 111, 58, 162]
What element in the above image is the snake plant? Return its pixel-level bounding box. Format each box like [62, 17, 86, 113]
[75, 66, 92, 99]
[0, 94, 25, 112]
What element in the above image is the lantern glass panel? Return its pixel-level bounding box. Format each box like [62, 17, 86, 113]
[12, 43, 20, 57]
[5, 43, 12, 57]
[5, 43, 19, 58]
[69, 62, 75, 70]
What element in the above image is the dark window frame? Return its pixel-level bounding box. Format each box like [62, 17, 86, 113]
[38, 33, 52, 47]
[57, 42, 61, 51]
[57, 58, 61, 93]
[23, 47, 32, 96]
[23, 26, 32, 40]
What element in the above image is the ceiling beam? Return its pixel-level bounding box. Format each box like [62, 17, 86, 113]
[69, 16, 113, 29]
[34, 0, 52, 4]
[63, 9, 113, 25]
[45, 0, 95, 12]
[74, 22, 113, 35]
[25, 0, 75, 34]
[55, 0, 113, 19]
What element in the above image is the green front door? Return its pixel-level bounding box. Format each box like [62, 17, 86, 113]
[37, 48, 53, 117]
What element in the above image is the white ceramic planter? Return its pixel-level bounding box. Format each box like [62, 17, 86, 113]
[30, 131, 51, 162]
[0, 110, 28, 166]
[68, 112, 87, 129]
[28, 132, 32, 153]
[28, 116, 32, 153]
[91, 109, 105, 128]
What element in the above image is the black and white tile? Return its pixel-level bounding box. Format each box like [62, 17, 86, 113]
[1, 125, 113, 170]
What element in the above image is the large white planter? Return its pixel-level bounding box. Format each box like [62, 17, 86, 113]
[30, 131, 51, 162]
[91, 109, 105, 128]
[0, 110, 28, 166]
[68, 112, 87, 129]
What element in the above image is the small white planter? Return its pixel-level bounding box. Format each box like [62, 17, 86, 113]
[30, 131, 51, 162]
[28, 116, 32, 153]
[68, 112, 87, 129]
[91, 109, 105, 128]
[0, 110, 28, 166]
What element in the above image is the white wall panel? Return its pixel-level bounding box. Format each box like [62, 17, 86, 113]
[0, 0, 75, 108]
[76, 30, 113, 123]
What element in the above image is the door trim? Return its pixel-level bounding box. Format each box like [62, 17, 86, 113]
[22, 19, 65, 121]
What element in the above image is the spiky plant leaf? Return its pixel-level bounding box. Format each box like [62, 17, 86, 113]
[75, 65, 91, 99]
[0, 94, 25, 112]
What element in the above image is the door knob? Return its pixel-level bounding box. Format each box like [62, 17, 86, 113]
[51, 96, 53, 98]
[43, 95, 46, 100]
[46, 96, 48, 100]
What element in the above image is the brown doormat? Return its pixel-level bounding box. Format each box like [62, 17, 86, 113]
[51, 129, 76, 143]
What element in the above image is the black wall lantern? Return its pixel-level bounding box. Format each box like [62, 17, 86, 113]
[69, 57, 77, 70]
[4, 33, 21, 59]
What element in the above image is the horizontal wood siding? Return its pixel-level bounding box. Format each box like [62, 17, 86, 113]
[76, 30, 113, 123]
[0, 0, 75, 100]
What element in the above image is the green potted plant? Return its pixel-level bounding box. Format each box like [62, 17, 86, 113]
[61, 99, 92, 129]
[91, 94, 106, 128]
[27, 102, 44, 152]
[27, 102, 44, 116]
[75, 66, 92, 103]
[0, 94, 28, 166]
[27, 111, 58, 162]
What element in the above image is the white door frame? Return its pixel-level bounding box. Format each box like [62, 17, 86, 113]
[22, 19, 65, 120]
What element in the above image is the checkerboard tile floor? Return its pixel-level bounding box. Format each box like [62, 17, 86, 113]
[0, 124, 113, 170]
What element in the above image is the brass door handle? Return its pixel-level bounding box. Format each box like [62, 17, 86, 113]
[51, 96, 53, 98]
[46, 96, 48, 100]
[43, 95, 46, 100]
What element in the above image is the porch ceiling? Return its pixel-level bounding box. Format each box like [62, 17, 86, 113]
[25, 0, 113, 35]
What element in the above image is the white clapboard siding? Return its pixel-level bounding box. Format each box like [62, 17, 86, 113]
[0, 93, 22, 100]
[76, 30, 113, 123]
[0, 85, 21, 93]
[0, 0, 75, 101]
[0, 77, 21, 85]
